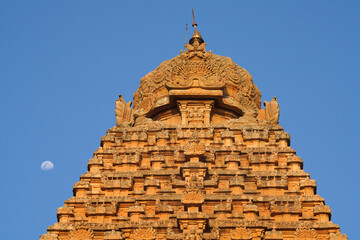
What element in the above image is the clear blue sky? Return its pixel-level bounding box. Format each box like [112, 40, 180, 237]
[1, 1, 359, 239]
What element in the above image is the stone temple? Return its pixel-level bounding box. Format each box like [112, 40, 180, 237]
[40, 27, 347, 240]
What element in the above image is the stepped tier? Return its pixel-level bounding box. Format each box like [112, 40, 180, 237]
[40, 30, 347, 240]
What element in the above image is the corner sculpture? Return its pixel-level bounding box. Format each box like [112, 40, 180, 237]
[115, 95, 133, 127]
[264, 97, 280, 125]
[40, 24, 347, 240]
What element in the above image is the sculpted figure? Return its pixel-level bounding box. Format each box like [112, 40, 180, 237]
[225, 110, 259, 126]
[184, 42, 207, 59]
[183, 227, 203, 240]
[264, 96, 280, 124]
[115, 95, 133, 127]
[133, 109, 163, 128]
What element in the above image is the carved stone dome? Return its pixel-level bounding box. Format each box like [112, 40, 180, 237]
[133, 37, 261, 120]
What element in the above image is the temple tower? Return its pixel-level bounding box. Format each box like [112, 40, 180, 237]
[40, 26, 347, 240]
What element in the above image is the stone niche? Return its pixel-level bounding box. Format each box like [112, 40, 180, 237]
[178, 99, 214, 125]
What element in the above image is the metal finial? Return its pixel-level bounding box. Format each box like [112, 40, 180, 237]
[189, 8, 204, 45]
[184, 23, 188, 51]
[192, 8, 197, 28]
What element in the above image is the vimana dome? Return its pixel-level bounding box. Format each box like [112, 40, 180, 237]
[40, 25, 347, 240]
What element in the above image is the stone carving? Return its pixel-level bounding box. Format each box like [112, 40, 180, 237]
[155, 199, 174, 213]
[256, 174, 288, 188]
[133, 225, 156, 240]
[39, 233, 59, 240]
[128, 202, 145, 216]
[138, 130, 148, 141]
[156, 128, 170, 139]
[235, 89, 261, 119]
[73, 181, 90, 190]
[187, 106, 204, 120]
[221, 128, 234, 139]
[181, 175, 205, 205]
[115, 95, 134, 127]
[314, 202, 331, 215]
[225, 153, 240, 162]
[178, 100, 214, 125]
[85, 201, 117, 215]
[214, 198, 232, 213]
[213, 222, 221, 240]
[168, 59, 224, 89]
[101, 175, 133, 189]
[182, 227, 204, 240]
[68, 223, 94, 240]
[230, 174, 244, 186]
[166, 222, 177, 240]
[264, 228, 283, 240]
[230, 227, 253, 240]
[133, 32, 260, 118]
[133, 109, 163, 128]
[104, 230, 123, 240]
[150, 153, 166, 164]
[330, 232, 348, 240]
[270, 199, 302, 214]
[183, 131, 206, 156]
[264, 97, 280, 124]
[210, 172, 219, 184]
[294, 227, 317, 240]
[181, 32, 212, 61]
[242, 127, 269, 140]
[225, 115, 257, 126]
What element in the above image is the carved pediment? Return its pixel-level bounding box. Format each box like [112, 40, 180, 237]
[166, 59, 224, 89]
[264, 229, 283, 240]
[230, 227, 253, 240]
[133, 226, 156, 240]
[294, 227, 317, 240]
[40, 233, 59, 240]
[330, 232, 348, 240]
[104, 230, 123, 240]
[68, 223, 94, 240]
